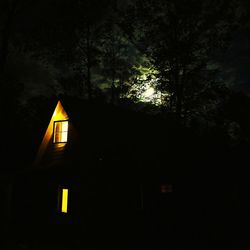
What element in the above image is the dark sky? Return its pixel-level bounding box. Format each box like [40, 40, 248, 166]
[219, 1, 250, 94]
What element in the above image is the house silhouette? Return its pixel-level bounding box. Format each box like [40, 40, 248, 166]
[6, 96, 187, 249]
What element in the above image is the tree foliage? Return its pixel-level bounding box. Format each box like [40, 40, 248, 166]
[0, 0, 248, 136]
[122, 0, 242, 116]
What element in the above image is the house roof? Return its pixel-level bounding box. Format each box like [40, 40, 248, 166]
[4, 94, 240, 186]
[31, 95, 191, 178]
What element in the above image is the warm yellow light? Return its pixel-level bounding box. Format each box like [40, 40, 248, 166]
[53, 120, 68, 143]
[61, 122, 68, 142]
[61, 188, 68, 213]
[61, 132, 68, 142]
[34, 100, 69, 166]
[53, 101, 69, 121]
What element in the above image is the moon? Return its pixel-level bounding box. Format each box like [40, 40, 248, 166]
[143, 87, 155, 98]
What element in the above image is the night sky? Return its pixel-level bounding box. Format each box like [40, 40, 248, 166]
[0, 0, 250, 102]
[219, 2, 250, 93]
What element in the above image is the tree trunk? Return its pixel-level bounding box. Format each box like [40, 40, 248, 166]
[0, 4, 14, 75]
[176, 83, 183, 116]
[110, 30, 116, 105]
[174, 66, 183, 117]
[86, 24, 92, 100]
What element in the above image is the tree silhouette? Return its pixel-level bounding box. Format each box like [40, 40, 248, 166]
[123, 0, 241, 116]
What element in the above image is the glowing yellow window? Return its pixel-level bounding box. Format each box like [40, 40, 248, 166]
[60, 188, 69, 213]
[53, 120, 68, 143]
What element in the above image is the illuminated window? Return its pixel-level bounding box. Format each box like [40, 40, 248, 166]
[58, 188, 69, 213]
[53, 120, 68, 143]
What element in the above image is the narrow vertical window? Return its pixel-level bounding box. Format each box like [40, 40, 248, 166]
[53, 120, 68, 143]
[61, 188, 69, 213]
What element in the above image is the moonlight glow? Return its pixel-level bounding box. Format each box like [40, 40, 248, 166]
[142, 87, 155, 98]
[125, 63, 171, 106]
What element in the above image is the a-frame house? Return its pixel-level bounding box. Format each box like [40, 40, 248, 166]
[9, 96, 177, 249]
[34, 100, 70, 167]
[4, 96, 243, 249]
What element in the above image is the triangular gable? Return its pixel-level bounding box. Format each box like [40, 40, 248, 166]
[34, 100, 69, 166]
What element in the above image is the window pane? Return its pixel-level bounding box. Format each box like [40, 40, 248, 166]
[61, 121, 68, 132]
[61, 132, 68, 142]
[61, 188, 68, 213]
[53, 120, 68, 143]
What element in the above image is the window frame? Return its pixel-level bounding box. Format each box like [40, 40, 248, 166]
[52, 119, 69, 144]
[160, 183, 173, 194]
